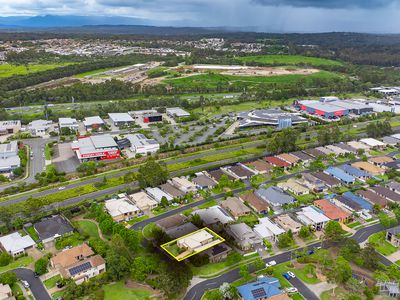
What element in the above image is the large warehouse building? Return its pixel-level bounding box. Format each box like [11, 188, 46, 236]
[296, 97, 373, 118]
[237, 109, 307, 128]
[71, 135, 120, 162]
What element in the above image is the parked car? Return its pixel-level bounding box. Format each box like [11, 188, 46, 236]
[21, 280, 30, 288]
[282, 273, 291, 280]
[285, 287, 298, 293]
[287, 271, 296, 278]
[265, 260, 277, 267]
[56, 281, 65, 288]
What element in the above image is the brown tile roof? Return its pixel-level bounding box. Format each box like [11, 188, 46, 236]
[220, 197, 251, 218]
[51, 244, 94, 268]
[291, 151, 314, 161]
[160, 182, 185, 198]
[208, 169, 235, 182]
[245, 160, 273, 173]
[356, 190, 387, 207]
[239, 192, 269, 213]
[156, 214, 186, 230]
[304, 148, 326, 158]
[313, 172, 341, 187]
[351, 161, 385, 175]
[369, 156, 395, 165]
[61, 254, 105, 278]
[227, 165, 255, 178]
[314, 199, 351, 220]
[277, 153, 300, 164]
[370, 186, 400, 202]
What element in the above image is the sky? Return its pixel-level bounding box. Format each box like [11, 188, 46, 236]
[1, 0, 400, 32]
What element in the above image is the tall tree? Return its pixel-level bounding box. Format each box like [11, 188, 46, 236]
[137, 158, 169, 188]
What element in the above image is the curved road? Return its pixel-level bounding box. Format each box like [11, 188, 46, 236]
[13, 268, 51, 300]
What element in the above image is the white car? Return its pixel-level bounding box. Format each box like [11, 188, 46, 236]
[287, 271, 296, 278]
[265, 260, 277, 267]
[21, 280, 30, 288]
[58, 186, 66, 190]
[285, 287, 298, 293]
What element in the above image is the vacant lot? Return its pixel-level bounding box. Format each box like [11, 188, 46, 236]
[103, 282, 155, 300]
[0, 63, 71, 77]
[237, 55, 343, 67]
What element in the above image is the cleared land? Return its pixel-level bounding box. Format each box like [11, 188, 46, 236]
[0, 63, 71, 77]
[237, 55, 343, 67]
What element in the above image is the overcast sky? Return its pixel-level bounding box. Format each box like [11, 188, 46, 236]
[2, 0, 400, 32]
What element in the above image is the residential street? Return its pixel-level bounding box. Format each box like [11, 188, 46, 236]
[13, 268, 51, 300]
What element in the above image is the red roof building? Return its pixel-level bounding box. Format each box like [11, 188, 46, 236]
[314, 199, 351, 223]
[264, 156, 291, 168]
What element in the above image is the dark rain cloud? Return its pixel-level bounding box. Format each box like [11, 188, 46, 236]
[252, 0, 397, 8]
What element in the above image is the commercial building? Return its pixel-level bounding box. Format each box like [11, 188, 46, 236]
[126, 134, 160, 154]
[314, 199, 351, 223]
[254, 217, 285, 242]
[50, 244, 106, 285]
[59, 118, 79, 131]
[27, 119, 52, 136]
[227, 223, 262, 250]
[237, 109, 307, 129]
[166, 107, 190, 119]
[0, 232, 35, 257]
[296, 100, 349, 118]
[296, 206, 330, 231]
[327, 100, 373, 115]
[71, 135, 120, 162]
[0, 141, 20, 173]
[33, 215, 74, 248]
[108, 113, 134, 127]
[105, 196, 141, 222]
[129, 110, 163, 123]
[0, 120, 21, 135]
[83, 116, 105, 130]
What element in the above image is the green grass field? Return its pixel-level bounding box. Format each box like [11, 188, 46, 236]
[237, 55, 343, 67]
[368, 232, 397, 256]
[43, 275, 62, 289]
[74, 220, 100, 239]
[103, 282, 155, 300]
[0, 63, 71, 77]
[0, 256, 33, 273]
[164, 71, 340, 90]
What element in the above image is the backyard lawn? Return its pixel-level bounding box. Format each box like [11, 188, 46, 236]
[368, 232, 397, 256]
[103, 282, 154, 300]
[74, 220, 100, 239]
[43, 275, 62, 289]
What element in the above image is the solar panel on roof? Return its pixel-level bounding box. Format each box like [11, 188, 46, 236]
[69, 262, 92, 276]
[251, 288, 267, 298]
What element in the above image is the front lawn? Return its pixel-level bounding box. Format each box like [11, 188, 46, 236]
[43, 275, 62, 289]
[127, 215, 149, 225]
[368, 232, 397, 256]
[0, 256, 33, 273]
[142, 223, 158, 239]
[74, 220, 100, 239]
[198, 199, 218, 209]
[236, 214, 259, 226]
[103, 281, 154, 300]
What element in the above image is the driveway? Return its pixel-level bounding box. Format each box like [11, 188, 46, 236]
[13, 268, 51, 300]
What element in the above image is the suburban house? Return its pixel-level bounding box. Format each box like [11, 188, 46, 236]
[387, 181, 400, 195]
[33, 215, 74, 248]
[316, 146, 335, 156]
[304, 148, 326, 159]
[301, 173, 327, 193]
[0, 284, 13, 300]
[369, 156, 394, 167]
[341, 192, 373, 211]
[50, 244, 106, 284]
[324, 166, 355, 185]
[160, 182, 186, 199]
[264, 156, 291, 168]
[0, 232, 35, 257]
[145, 187, 173, 203]
[356, 190, 388, 208]
[193, 206, 234, 229]
[332, 195, 362, 214]
[254, 217, 285, 242]
[377, 282, 400, 298]
[386, 225, 400, 247]
[383, 160, 400, 171]
[207, 169, 235, 182]
[370, 186, 400, 202]
[237, 277, 290, 300]
[277, 178, 309, 196]
[275, 214, 302, 234]
[128, 191, 158, 211]
[156, 214, 187, 232]
[334, 143, 358, 154]
[290, 151, 314, 164]
[245, 160, 273, 174]
[176, 229, 215, 256]
[165, 223, 199, 239]
[296, 206, 330, 231]
[239, 192, 270, 214]
[347, 141, 370, 151]
[351, 161, 385, 176]
[220, 197, 252, 219]
[204, 243, 232, 263]
[314, 199, 351, 223]
[104, 196, 141, 222]
[255, 186, 296, 208]
[222, 164, 256, 180]
[339, 164, 372, 182]
[192, 172, 217, 189]
[276, 153, 300, 165]
[325, 145, 350, 156]
[227, 223, 263, 250]
[312, 172, 341, 188]
[169, 177, 197, 194]
[359, 138, 386, 149]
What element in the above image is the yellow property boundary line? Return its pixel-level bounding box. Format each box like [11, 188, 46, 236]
[161, 227, 225, 261]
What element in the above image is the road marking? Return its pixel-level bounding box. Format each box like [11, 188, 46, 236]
[190, 291, 197, 300]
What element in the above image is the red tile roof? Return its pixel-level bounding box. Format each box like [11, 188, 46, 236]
[314, 199, 351, 221]
[264, 156, 291, 168]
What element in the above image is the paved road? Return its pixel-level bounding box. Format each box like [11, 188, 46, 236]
[13, 268, 51, 300]
[183, 223, 389, 300]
